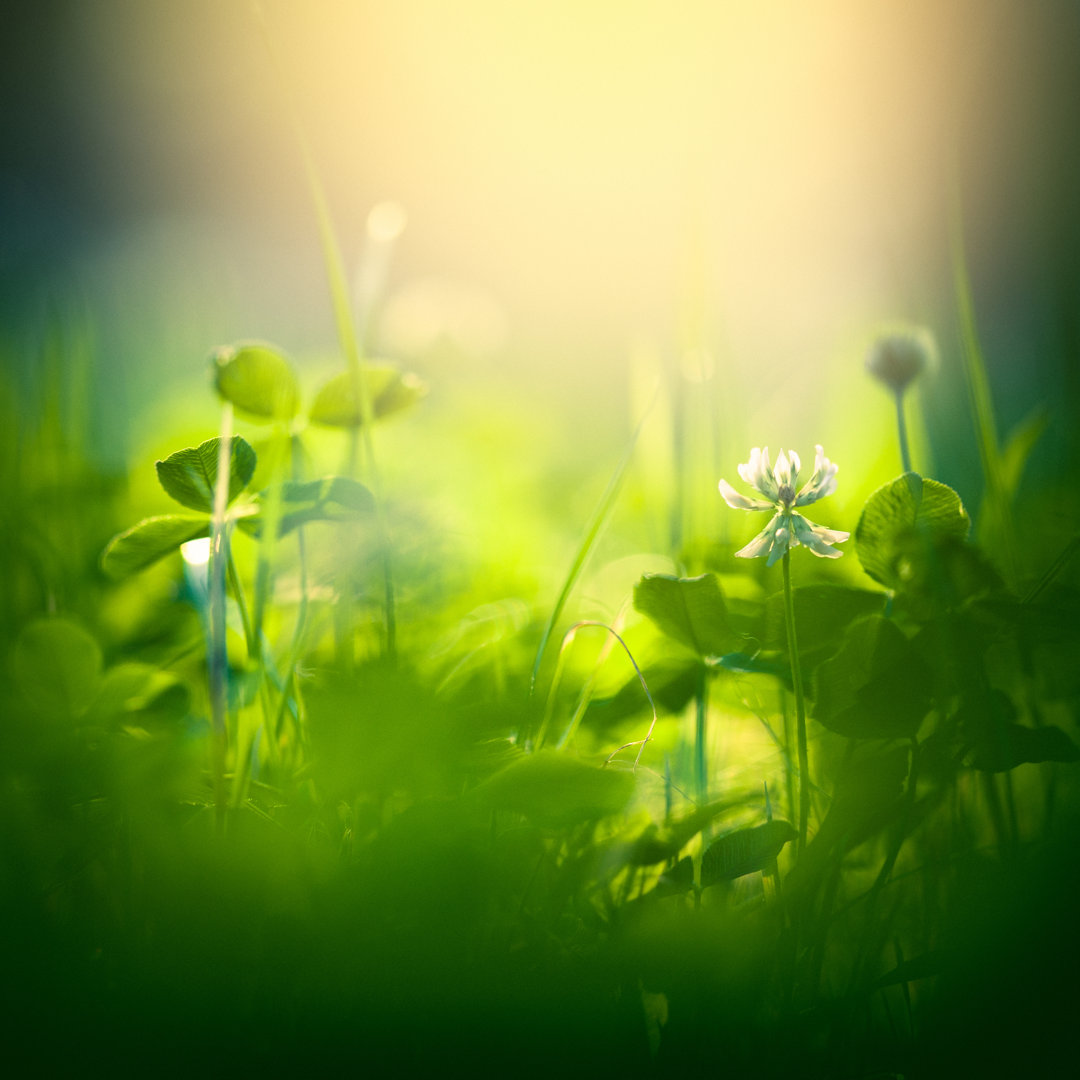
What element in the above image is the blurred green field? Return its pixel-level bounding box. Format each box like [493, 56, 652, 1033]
[4, 2, 1080, 1076]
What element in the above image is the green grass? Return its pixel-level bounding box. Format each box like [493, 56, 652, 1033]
[3, 283, 1080, 1076]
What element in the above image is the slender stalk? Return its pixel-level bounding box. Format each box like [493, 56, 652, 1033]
[208, 406, 234, 828]
[226, 548, 257, 660]
[253, 1, 396, 659]
[894, 390, 912, 474]
[695, 666, 708, 804]
[782, 550, 810, 853]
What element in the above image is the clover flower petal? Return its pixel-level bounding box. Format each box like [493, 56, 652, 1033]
[737, 447, 779, 500]
[718, 478, 773, 511]
[795, 444, 839, 506]
[719, 443, 849, 566]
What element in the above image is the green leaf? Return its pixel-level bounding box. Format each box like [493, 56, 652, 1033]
[1000, 405, 1049, 499]
[764, 584, 887, 667]
[634, 573, 737, 657]
[475, 750, 635, 827]
[855, 473, 970, 591]
[88, 663, 191, 728]
[308, 365, 427, 427]
[101, 514, 211, 578]
[239, 476, 376, 537]
[627, 797, 753, 866]
[586, 657, 703, 728]
[700, 820, 797, 887]
[970, 723, 1080, 772]
[211, 341, 301, 422]
[155, 436, 257, 513]
[786, 744, 910, 899]
[11, 618, 103, 719]
[813, 615, 932, 738]
[959, 691, 1080, 771]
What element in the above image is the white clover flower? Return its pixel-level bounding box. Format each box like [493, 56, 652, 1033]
[718, 445, 850, 567]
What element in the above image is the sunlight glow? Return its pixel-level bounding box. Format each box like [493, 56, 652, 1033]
[180, 537, 212, 567]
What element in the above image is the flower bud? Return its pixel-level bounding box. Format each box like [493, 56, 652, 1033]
[865, 328, 934, 394]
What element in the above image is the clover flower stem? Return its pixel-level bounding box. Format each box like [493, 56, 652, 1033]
[894, 390, 913, 474]
[208, 404, 234, 829]
[695, 666, 709, 804]
[782, 550, 810, 853]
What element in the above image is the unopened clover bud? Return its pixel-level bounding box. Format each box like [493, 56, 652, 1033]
[865, 328, 934, 395]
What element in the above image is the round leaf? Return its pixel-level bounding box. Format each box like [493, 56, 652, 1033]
[12, 618, 103, 719]
[633, 573, 737, 657]
[309, 366, 427, 428]
[211, 341, 300, 422]
[812, 615, 932, 738]
[855, 473, 969, 591]
[155, 436, 257, 513]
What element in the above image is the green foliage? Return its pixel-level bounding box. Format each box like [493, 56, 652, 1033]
[475, 750, 635, 827]
[11, 617, 103, 719]
[813, 615, 933, 738]
[1000, 405, 1049, 498]
[855, 473, 969, 591]
[211, 341, 301, 422]
[700, 820, 797, 886]
[88, 662, 191, 729]
[633, 572, 738, 656]
[100, 514, 210, 577]
[155, 435, 257, 512]
[309, 366, 427, 427]
[586, 656, 702, 727]
[241, 475, 375, 537]
[764, 583, 886, 667]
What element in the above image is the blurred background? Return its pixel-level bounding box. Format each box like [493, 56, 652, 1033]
[2, 0, 1078, 545]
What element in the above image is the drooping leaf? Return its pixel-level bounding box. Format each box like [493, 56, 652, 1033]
[970, 723, 1080, 772]
[700, 820, 797, 887]
[585, 657, 703, 728]
[855, 473, 970, 591]
[88, 663, 191, 729]
[873, 949, 956, 989]
[308, 365, 427, 427]
[626, 797, 752, 866]
[101, 515, 211, 578]
[211, 341, 301, 422]
[813, 615, 933, 738]
[645, 855, 695, 899]
[155, 436, 257, 513]
[764, 584, 887, 667]
[239, 476, 376, 537]
[634, 573, 737, 657]
[710, 651, 793, 688]
[958, 692, 1080, 771]
[475, 750, 635, 827]
[786, 744, 911, 899]
[11, 618, 103, 720]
